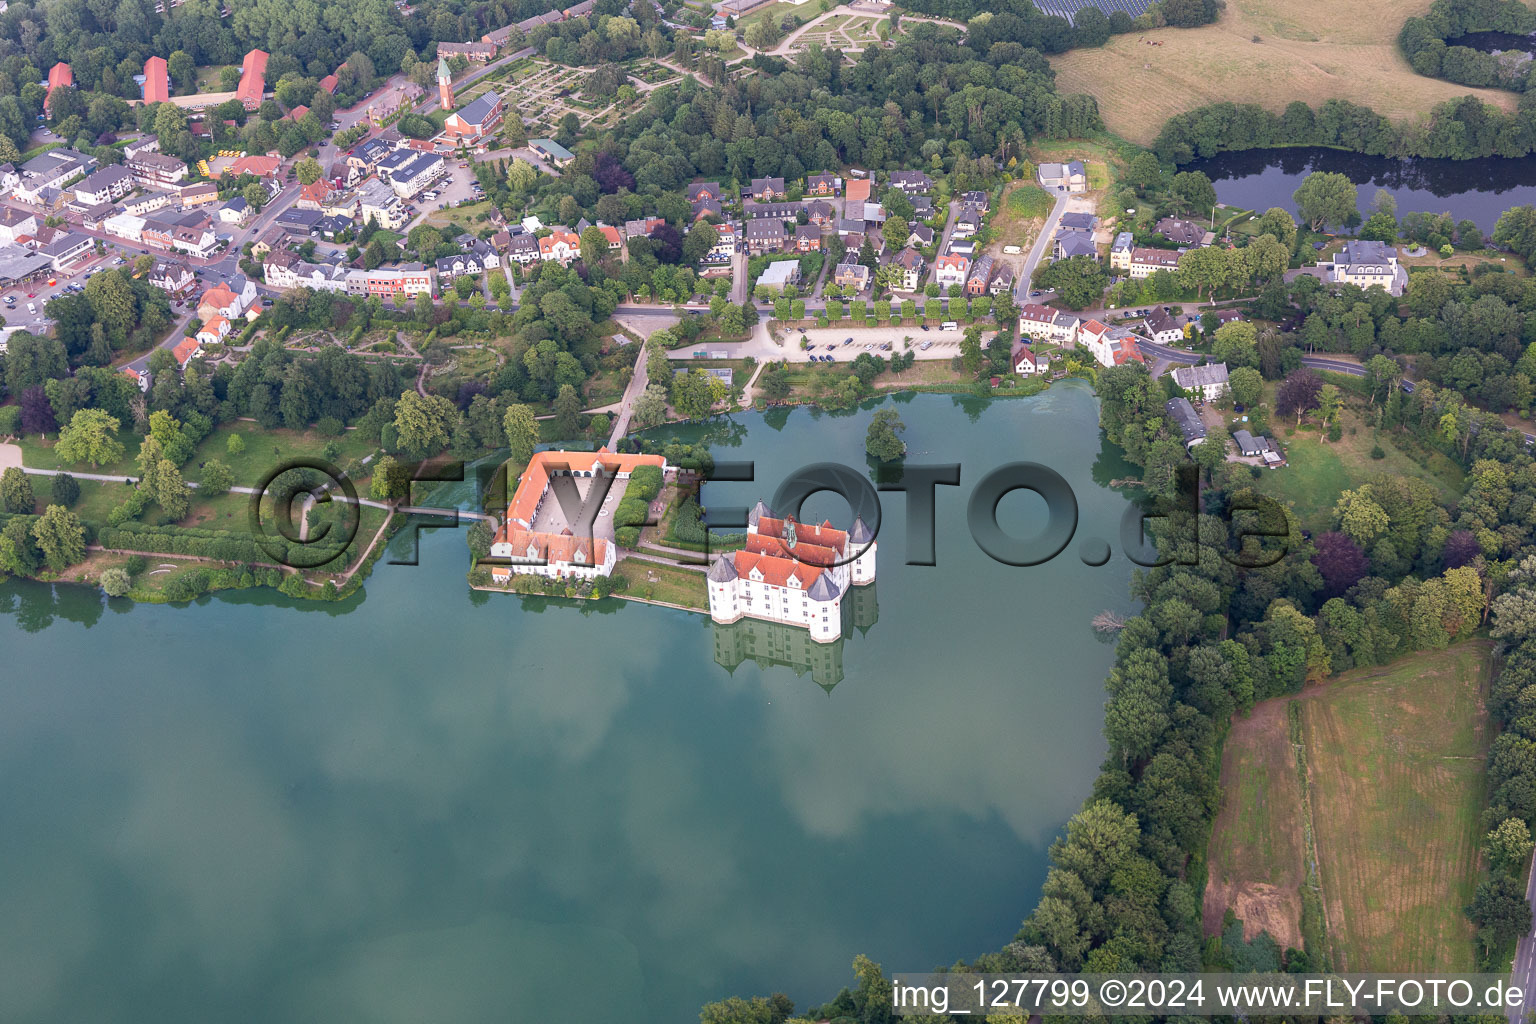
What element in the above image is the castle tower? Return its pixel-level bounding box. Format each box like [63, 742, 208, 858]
[437, 57, 454, 111]
[849, 515, 877, 585]
[707, 552, 741, 624]
[807, 573, 842, 642]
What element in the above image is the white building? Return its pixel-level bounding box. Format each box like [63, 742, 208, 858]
[377, 150, 446, 197]
[1017, 302, 1079, 346]
[1330, 240, 1408, 296]
[1078, 318, 1145, 368]
[706, 500, 877, 644]
[1170, 362, 1230, 401]
[1128, 247, 1181, 279]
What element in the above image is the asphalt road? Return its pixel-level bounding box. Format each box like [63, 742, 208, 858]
[1509, 862, 1536, 1024]
[1014, 187, 1069, 305]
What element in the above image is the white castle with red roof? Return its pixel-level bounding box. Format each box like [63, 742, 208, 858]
[706, 499, 876, 643]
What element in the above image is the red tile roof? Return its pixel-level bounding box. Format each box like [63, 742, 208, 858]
[732, 549, 825, 589]
[142, 56, 169, 104]
[236, 49, 269, 108]
[844, 179, 871, 203]
[172, 337, 201, 365]
[506, 448, 666, 529]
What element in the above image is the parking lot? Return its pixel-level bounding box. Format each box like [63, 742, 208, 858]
[788, 324, 996, 362]
[0, 250, 117, 332]
[407, 162, 485, 229]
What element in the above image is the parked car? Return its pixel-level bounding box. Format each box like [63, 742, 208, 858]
[920, 324, 930, 331]
[920, 340, 933, 350]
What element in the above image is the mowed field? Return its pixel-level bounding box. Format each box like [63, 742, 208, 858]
[1205, 643, 1493, 970]
[1048, 0, 1519, 145]
[1204, 697, 1307, 950]
[1305, 643, 1492, 970]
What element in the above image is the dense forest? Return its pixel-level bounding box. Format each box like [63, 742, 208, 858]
[1153, 92, 1536, 164]
[1399, 0, 1536, 93]
[891, 0, 1220, 38]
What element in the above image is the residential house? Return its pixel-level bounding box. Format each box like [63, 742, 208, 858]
[960, 190, 990, 212]
[1165, 397, 1207, 448]
[149, 261, 194, 295]
[456, 233, 501, 269]
[744, 201, 799, 220]
[1079, 319, 1145, 368]
[989, 263, 1014, 296]
[792, 224, 821, 252]
[623, 216, 664, 240]
[345, 263, 435, 297]
[72, 165, 135, 205]
[196, 315, 232, 347]
[945, 238, 975, 258]
[445, 91, 505, 143]
[436, 252, 490, 278]
[832, 260, 869, 292]
[178, 182, 218, 208]
[888, 247, 924, 292]
[806, 200, 837, 227]
[218, 196, 250, 224]
[1330, 240, 1407, 296]
[702, 222, 735, 262]
[122, 366, 150, 392]
[143, 210, 217, 258]
[122, 191, 174, 216]
[888, 170, 933, 194]
[297, 180, 336, 210]
[1170, 361, 1230, 401]
[691, 196, 722, 221]
[1012, 343, 1049, 376]
[251, 229, 286, 260]
[538, 229, 580, 264]
[1156, 216, 1212, 247]
[965, 253, 993, 296]
[437, 40, 497, 62]
[268, 258, 350, 293]
[0, 208, 38, 244]
[44, 62, 71, 117]
[0, 163, 18, 194]
[127, 152, 188, 191]
[934, 254, 969, 289]
[1052, 229, 1096, 261]
[1059, 211, 1096, 231]
[77, 202, 116, 229]
[749, 176, 786, 201]
[13, 149, 97, 204]
[686, 181, 722, 204]
[952, 208, 980, 239]
[908, 223, 934, 248]
[1109, 230, 1134, 272]
[1211, 308, 1245, 327]
[1143, 308, 1184, 345]
[377, 150, 445, 197]
[1038, 160, 1087, 192]
[805, 173, 839, 196]
[506, 232, 541, 264]
[1128, 246, 1181, 279]
[198, 282, 245, 320]
[173, 336, 204, 367]
[743, 219, 786, 254]
[910, 195, 933, 218]
[356, 175, 408, 230]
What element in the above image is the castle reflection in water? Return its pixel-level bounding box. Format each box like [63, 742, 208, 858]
[710, 583, 879, 693]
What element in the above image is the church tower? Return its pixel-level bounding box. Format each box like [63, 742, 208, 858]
[437, 57, 454, 111]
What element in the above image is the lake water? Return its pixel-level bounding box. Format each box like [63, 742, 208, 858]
[1187, 147, 1536, 232]
[0, 386, 1138, 1024]
[1451, 30, 1536, 55]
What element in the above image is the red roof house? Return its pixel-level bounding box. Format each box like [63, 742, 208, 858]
[45, 63, 72, 115]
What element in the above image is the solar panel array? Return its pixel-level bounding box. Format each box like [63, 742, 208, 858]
[1029, 0, 1154, 23]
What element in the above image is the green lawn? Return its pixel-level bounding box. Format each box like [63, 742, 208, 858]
[190, 423, 379, 489]
[612, 557, 707, 610]
[1250, 410, 1463, 531]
